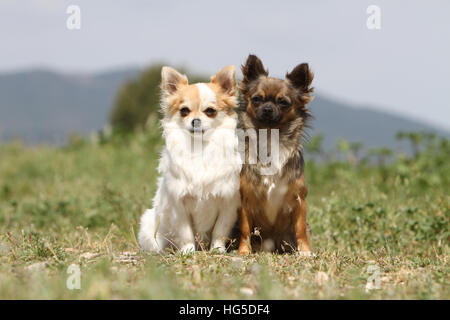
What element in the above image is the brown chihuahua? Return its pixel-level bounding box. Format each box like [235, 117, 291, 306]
[238, 54, 314, 255]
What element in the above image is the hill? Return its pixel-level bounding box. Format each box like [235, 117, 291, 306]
[0, 68, 447, 149]
[0, 68, 140, 143]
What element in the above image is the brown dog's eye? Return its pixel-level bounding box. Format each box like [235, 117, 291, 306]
[204, 107, 217, 117]
[251, 95, 263, 104]
[278, 98, 290, 108]
[180, 107, 190, 117]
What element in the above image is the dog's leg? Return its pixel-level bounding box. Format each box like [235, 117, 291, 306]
[176, 209, 196, 254]
[238, 206, 252, 255]
[210, 200, 238, 252]
[293, 196, 311, 254]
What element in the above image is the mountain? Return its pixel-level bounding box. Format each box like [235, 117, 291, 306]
[0, 68, 140, 144]
[308, 95, 449, 150]
[0, 68, 447, 149]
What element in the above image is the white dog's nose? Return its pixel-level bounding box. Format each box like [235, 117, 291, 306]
[191, 118, 201, 128]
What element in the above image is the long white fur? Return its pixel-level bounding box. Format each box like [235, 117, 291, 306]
[138, 73, 241, 254]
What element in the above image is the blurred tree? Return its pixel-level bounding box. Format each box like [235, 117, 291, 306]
[110, 65, 162, 132]
[396, 131, 425, 158]
[349, 142, 363, 160]
[337, 138, 350, 155]
[367, 147, 393, 182]
[305, 133, 326, 161]
[337, 138, 363, 165]
[367, 147, 393, 167]
[109, 64, 206, 133]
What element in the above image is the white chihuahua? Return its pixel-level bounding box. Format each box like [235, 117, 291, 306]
[138, 66, 241, 253]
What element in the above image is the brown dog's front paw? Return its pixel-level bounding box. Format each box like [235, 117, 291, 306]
[297, 249, 316, 258]
[238, 244, 251, 255]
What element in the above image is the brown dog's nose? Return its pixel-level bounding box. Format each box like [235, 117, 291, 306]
[263, 106, 273, 114]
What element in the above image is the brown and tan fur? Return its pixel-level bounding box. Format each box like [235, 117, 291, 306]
[237, 55, 314, 255]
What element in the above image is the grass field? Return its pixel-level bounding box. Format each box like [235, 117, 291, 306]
[0, 127, 448, 299]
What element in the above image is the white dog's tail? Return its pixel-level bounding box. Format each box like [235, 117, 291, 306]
[138, 208, 164, 252]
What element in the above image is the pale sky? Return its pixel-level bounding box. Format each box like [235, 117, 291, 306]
[1, 0, 449, 130]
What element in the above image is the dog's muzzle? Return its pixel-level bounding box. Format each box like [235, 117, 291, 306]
[257, 103, 280, 123]
[190, 118, 203, 133]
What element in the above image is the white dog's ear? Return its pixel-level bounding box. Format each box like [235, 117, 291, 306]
[211, 65, 236, 96]
[161, 66, 188, 95]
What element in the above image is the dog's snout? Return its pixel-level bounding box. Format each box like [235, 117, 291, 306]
[191, 118, 201, 128]
[263, 106, 273, 114]
[257, 102, 280, 124]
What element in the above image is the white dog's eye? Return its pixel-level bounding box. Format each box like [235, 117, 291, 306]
[204, 107, 217, 117]
[180, 107, 190, 117]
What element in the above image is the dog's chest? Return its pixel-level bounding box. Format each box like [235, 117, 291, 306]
[183, 197, 220, 233]
[263, 176, 289, 225]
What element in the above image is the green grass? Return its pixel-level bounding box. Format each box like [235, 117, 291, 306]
[0, 129, 448, 299]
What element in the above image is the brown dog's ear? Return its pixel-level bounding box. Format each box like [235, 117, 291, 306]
[161, 66, 188, 95]
[211, 65, 236, 96]
[241, 54, 268, 86]
[286, 63, 314, 93]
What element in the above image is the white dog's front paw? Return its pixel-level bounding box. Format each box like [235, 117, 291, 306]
[210, 239, 226, 253]
[180, 243, 195, 254]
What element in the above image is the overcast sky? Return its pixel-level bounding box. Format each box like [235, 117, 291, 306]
[1, 0, 449, 130]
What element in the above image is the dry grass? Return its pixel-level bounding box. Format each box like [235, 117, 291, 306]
[0, 131, 448, 299]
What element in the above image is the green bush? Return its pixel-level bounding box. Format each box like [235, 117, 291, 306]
[109, 65, 206, 133]
[109, 65, 163, 132]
